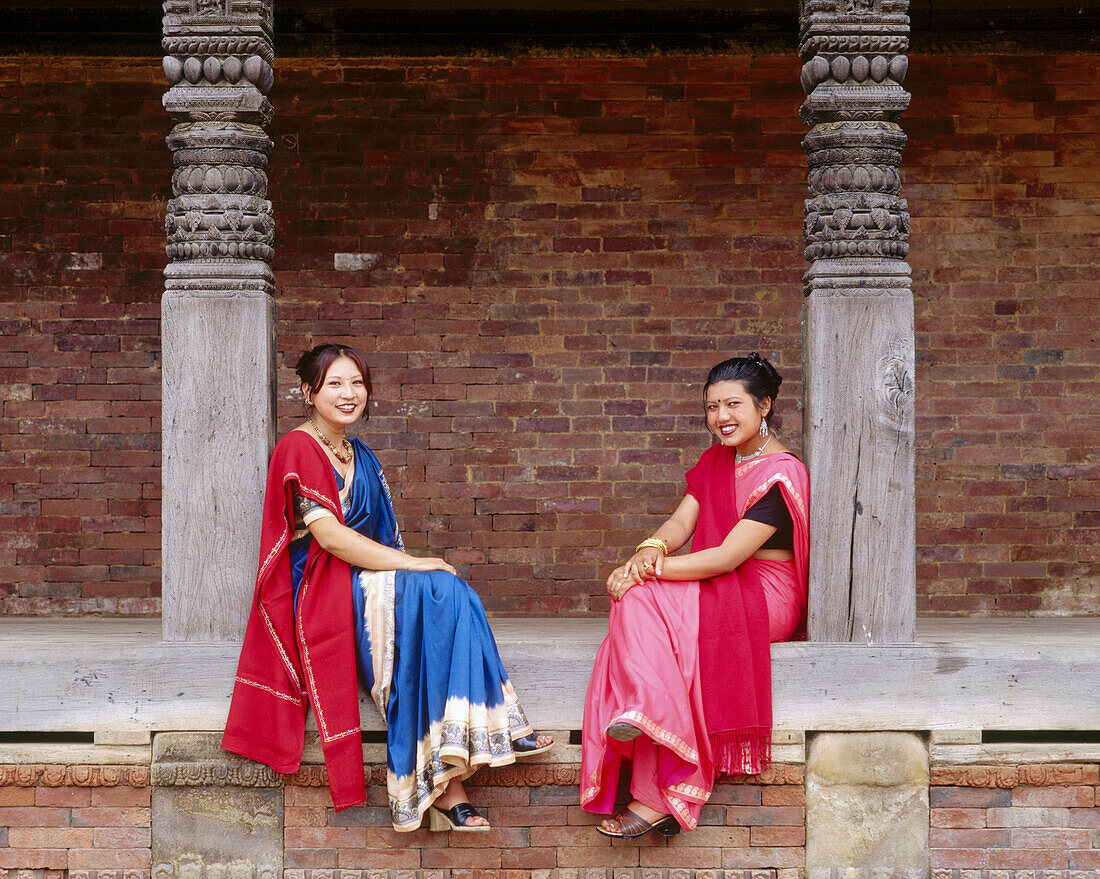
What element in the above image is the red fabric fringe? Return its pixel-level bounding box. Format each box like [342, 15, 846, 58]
[709, 727, 772, 777]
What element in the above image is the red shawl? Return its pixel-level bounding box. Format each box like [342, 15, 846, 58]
[687, 444, 774, 776]
[222, 430, 366, 810]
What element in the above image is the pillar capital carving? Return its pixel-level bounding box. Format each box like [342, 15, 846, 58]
[162, 0, 274, 297]
[799, 0, 911, 274]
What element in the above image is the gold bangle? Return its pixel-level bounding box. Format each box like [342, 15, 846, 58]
[635, 537, 669, 556]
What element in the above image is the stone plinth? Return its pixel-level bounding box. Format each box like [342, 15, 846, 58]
[152, 732, 283, 879]
[806, 731, 929, 873]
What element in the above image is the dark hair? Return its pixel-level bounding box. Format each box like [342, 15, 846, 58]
[704, 353, 783, 427]
[295, 344, 372, 419]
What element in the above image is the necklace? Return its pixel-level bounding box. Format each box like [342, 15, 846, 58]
[736, 434, 772, 465]
[309, 417, 352, 464]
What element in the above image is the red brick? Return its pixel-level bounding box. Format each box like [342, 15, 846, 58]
[640, 845, 722, 868]
[0, 806, 71, 826]
[334, 848, 421, 869]
[930, 848, 990, 869]
[988, 847, 1070, 869]
[555, 845, 640, 867]
[0, 788, 37, 806]
[8, 826, 94, 847]
[1009, 826, 1094, 848]
[33, 787, 91, 808]
[1070, 850, 1100, 869]
[1013, 785, 1096, 807]
[421, 847, 503, 869]
[932, 807, 987, 829]
[0, 849, 69, 870]
[66, 848, 152, 870]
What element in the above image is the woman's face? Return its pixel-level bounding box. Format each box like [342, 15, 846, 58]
[704, 379, 769, 448]
[305, 355, 369, 429]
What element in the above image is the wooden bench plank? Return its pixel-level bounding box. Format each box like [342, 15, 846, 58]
[2, 618, 1097, 733]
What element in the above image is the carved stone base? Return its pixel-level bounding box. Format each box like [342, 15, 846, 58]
[152, 733, 282, 879]
[161, 291, 276, 642]
[806, 732, 929, 872]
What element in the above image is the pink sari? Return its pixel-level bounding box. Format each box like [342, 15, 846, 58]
[580, 448, 809, 830]
[738, 453, 810, 643]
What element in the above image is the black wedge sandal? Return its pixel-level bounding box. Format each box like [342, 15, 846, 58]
[513, 732, 555, 757]
[427, 801, 491, 832]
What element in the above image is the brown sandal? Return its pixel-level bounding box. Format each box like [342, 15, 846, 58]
[596, 807, 680, 839]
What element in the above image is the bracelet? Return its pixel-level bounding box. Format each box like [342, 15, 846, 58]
[635, 537, 669, 556]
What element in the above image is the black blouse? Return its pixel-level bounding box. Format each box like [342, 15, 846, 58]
[741, 483, 793, 551]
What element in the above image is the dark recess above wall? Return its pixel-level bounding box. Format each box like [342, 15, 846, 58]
[0, 0, 1098, 55]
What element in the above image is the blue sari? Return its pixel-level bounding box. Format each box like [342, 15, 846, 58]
[289, 439, 533, 830]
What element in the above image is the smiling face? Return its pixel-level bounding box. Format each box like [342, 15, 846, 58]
[304, 355, 369, 434]
[704, 379, 770, 449]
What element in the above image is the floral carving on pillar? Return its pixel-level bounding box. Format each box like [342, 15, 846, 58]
[799, 0, 910, 275]
[161, 0, 275, 297]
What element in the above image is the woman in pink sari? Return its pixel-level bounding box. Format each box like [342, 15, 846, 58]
[580, 354, 809, 838]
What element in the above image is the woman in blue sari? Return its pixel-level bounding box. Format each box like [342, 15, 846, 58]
[279, 344, 552, 830]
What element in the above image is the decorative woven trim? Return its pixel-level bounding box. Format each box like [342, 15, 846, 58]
[737, 466, 807, 521]
[234, 676, 301, 705]
[294, 577, 358, 745]
[259, 602, 301, 692]
[0, 765, 150, 787]
[612, 709, 700, 763]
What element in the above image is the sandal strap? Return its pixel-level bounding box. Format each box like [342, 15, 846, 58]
[444, 801, 485, 827]
[611, 807, 652, 837]
[513, 733, 553, 753]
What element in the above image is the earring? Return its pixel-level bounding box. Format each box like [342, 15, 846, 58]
[759, 418, 769, 438]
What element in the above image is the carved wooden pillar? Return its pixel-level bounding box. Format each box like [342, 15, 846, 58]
[799, 0, 915, 643]
[161, 0, 277, 641]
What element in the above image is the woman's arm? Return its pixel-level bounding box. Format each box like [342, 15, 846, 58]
[307, 516, 456, 575]
[607, 494, 700, 593]
[658, 517, 776, 582]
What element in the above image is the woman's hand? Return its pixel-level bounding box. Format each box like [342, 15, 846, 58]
[605, 563, 643, 602]
[625, 546, 664, 583]
[405, 555, 458, 576]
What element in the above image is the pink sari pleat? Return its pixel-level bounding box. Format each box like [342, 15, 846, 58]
[579, 579, 713, 829]
[758, 558, 804, 643]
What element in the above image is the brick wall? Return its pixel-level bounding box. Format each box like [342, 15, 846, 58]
[0, 53, 1096, 616]
[283, 761, 805, 875]
[0, 58, 164, 615]
[931, 763, 1100, 871]
[3, 760, 1100, 875]
[0, 765, 151, 873]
